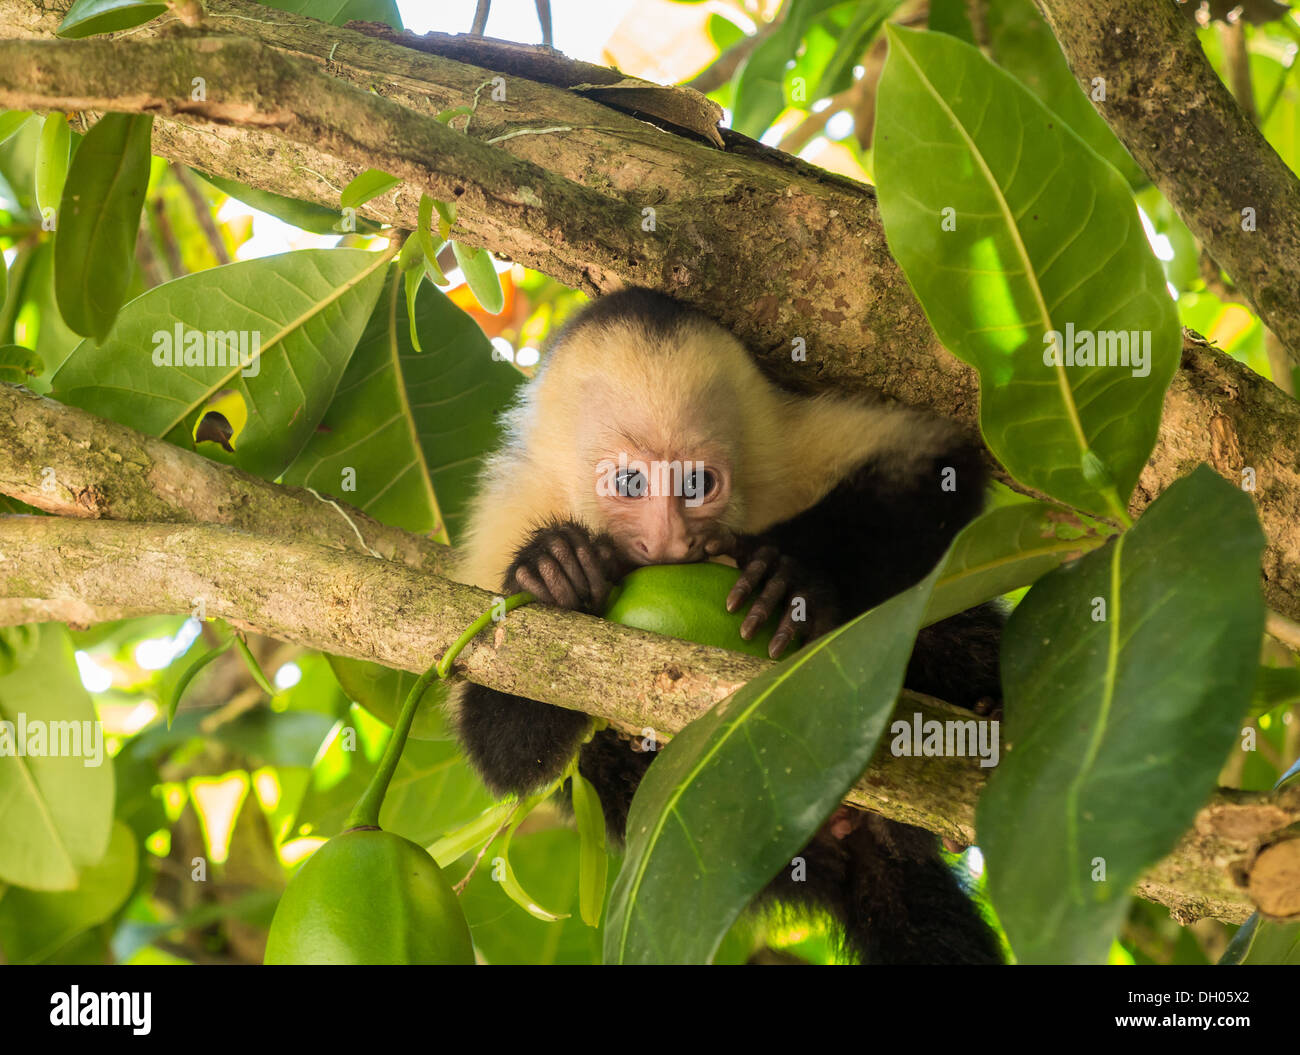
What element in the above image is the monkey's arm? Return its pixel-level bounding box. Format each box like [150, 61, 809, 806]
[726, 437, 1003, 704]
[455, 520, 639, 825]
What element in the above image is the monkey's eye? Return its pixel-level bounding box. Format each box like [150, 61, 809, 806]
[684, 468, 718, 499]
[616, 469, 647, 497]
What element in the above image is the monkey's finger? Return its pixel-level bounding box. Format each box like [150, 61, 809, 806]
[768, 607, 802, 659]
[510, 565, 556, 606]
[741, 561, 792, 639]
[572, 540, 613, 609]
[546, 535, 593, 602]
[529, 555, 581, 609]
[728, 545, 779, 613]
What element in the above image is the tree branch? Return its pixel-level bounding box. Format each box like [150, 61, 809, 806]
[0, 383, 448, 574]
[0, 513, 1292, 922]
[2, 2, 1298, 623]
[1034, 0, 1300, 360]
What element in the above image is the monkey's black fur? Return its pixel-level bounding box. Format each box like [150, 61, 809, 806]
[456, 290, 1005, 965]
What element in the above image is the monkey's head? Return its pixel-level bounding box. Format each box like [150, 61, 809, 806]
[526, 290, 888, 568]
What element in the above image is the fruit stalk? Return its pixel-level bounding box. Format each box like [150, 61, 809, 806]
[344, 591, 535, 830]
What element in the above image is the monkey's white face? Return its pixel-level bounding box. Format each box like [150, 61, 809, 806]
[590, 447, 734, 565]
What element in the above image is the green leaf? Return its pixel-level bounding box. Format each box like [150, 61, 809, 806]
[417, 194, 441, 264]
[0, 821, 137, 964]
[875, 26, 1180, 517]
[450, 241, 505, 315]
[983, 0, 1143, 186]
[925, 499, 1113, 624]
[0, 343, 42, 383]
[326, 655, 450, 740]
[570, 769, 609, 927]
[54, 113, 153, 340]
[0, 626, 115, 890]
[0, 625, 39, 675]
[403, 264, 424, 352]
[459, 828, 603, 964]
[978, 466, 1266, 963]
[605, 562, 941, 965]
[35, 114, 71, 222]
[0, 111, 32, 146]
[1251, 665, 1300, 716]
[340, 168, 400, 210]
[495, 808, 569, 922]
[1220, 914, 1300, 965]
[57, 0, 167, 38]
[193, 170, 380, 236]
[811, 1, 897, 102]
[257, 0, 402, 30]
[166, 636, 234, 726]
[282, 272, 523, 542]
[731, 0, 841, 136]
[428, 800, 516, 867]
[51, 248, 392, 480]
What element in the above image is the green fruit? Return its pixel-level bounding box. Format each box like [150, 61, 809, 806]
[265, 827, 474, 965]
[602, 563, 778, 658]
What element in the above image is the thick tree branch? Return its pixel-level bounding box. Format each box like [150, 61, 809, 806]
[2, 2, 1298, 622]
[1035, 0, 1300, 360]
[0, 383, 448, 574]
[0, 514, 1293, 922]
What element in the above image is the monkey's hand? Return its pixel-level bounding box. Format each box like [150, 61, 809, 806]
[503, 521, 627, 614]
[726, 541, 839, 659]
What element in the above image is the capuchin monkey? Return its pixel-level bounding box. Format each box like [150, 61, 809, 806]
[453, 288, 1004, 965]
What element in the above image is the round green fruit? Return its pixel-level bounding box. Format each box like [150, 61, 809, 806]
[602, 562, 777, 658]
[264, 827, 474, 965]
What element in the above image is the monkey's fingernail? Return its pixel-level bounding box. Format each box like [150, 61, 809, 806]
[725, 588, 744, 611]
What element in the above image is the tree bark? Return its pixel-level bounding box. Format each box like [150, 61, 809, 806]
[0, 512, 1291, 924]
[2, 1, 1298, 622]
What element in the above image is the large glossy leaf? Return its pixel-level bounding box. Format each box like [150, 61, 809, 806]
[982, 0, 1144, 186]
[51, 249, 392, 480]
[0, 821, 137, 963]
[283, 271, 523, 543]
[0, 626, 115, 891]
[55, 113, 153, 340]
[925, 499, 1113, 624]
[978, 466, 1265, 963]
[875, 26, 1180, 517]
[605, 563, 940, 964]
[1220, 914, 1300, 965]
